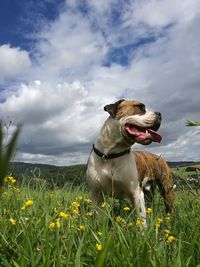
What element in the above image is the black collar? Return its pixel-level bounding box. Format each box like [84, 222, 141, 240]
[93, 144, 130, 160]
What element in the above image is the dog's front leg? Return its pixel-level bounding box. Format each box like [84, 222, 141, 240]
[91, 190, 104, 212]
[130, 185, 147, 227]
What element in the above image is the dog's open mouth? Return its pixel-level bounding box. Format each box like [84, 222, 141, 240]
[125, 123, 162, 143]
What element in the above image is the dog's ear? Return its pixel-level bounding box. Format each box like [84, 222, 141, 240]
[104, 99, 124, 118]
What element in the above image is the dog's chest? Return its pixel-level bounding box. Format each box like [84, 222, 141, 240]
[87, 153, 139, 198]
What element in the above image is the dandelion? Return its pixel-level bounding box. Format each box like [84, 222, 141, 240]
[135, 219, 144, 226]
[49, 220, 61, 229]
[146, 207, 152, 214]
[165, 214, 171, 222]
[59, 212, 70, 219]
[79, 225, 86, 231]
[101, 202, 106, 208]
[85, 212, 93, 217]
[76, 196, 83, 202]
[164, 229, 170, 236]
[9, 218, 16, 225]
[84, 198, 92, 204]
[97, 231, 103, 237]
[4, 176, 16, 185]
[71, 208, 79, 215]
[96, 243, 102, 252]
[116, 216, 125, 223]
[167, 235, 175, 243]
[21, 199, 33, 210]
[156, 217, 163, 228]
[71, 201, 80, 208]
[123, 207, 131, 212]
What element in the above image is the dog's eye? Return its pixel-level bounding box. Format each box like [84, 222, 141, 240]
[136, 103, 145, 111]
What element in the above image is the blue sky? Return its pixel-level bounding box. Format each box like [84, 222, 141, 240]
[0, 0, 199, 165]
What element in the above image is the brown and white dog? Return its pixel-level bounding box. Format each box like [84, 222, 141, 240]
[86, 99, 174, 225]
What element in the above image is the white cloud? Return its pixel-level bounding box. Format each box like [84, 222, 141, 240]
[0, 44, 31, 83]
[0, 0, 200, 165]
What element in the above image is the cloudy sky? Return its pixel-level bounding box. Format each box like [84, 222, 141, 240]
[0, 0, 199, 166]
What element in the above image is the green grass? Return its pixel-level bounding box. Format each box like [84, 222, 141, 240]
[0, 178, 200, 267]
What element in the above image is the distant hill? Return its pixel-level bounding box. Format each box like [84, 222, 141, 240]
[167, 161, 200, 168]
[9, 162, 87, 188]
[8, 160, 199, 188]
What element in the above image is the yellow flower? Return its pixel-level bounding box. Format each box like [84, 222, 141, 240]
[167, 235, 175, 243]
[9, 218, 17, 225]
[157, 218, 163, 224]
[97, 231, 103, 237]
[49, 222, 56, 228]
[76, 196, 83, 202]
[71, 201, 80, 208]
[49, 220, 61, 229]
[85, 212, 93, 217]
[59, 212, 70, 219]
[123, 207, 131, 212]
[127, 222, 135, 227]
[71, 208, 79, 215]
[96, 243, 102, 252]
[156, 217, 163, 228]
[146, 208, 152, 214]
[79, 225, 86, 231]
[101, 202, 106, 208]
[165, 214, 171, 222]
[116, 216, 125, 223]
[4, 176, 16, 185]
[21, 199, 33, 210]
[164, 229, 170, 236]
[136, 219, 144, 226]
[84, 198, 92, 204]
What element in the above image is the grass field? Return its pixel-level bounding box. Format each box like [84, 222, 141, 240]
[0, 175, 200, 267]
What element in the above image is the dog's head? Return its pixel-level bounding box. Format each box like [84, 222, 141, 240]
[104, 99, 162, 145]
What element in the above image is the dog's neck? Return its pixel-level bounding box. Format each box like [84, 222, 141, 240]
[95, 117, 133, 154]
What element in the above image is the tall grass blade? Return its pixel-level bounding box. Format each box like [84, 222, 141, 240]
[0, 123, 21, 186]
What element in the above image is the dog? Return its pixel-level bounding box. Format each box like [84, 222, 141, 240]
[86, 99, 174, 225]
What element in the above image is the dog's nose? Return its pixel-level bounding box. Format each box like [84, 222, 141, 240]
[155, 112, 161, 118]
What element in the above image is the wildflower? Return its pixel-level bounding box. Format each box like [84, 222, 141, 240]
[71, 201, 80, 208]
[84, 198, 92, 204]
[123, 207, 131, 212]
[116, 216, 125, 223]
[135, 219, 144, 226]
[128, 222, 135, 227]
[156, 217, 163, 228]
[96, 243, 102, 252]
[146, 208, 152, 214]
[9, 218, 16, 225]
[21, 199, 33, 210]
[167, 235, 175, 243]
[164, 229, 170, 236]
[79, 225, 86, 231]
[49, 222, 56, 228]
[49, 220, 61, 229]
[4, 176, 16, 185]
[165, 214, 171, 222]
[71, 208, 79, 215]
[76, 196, 83, 202]
[97, 231, 103, 237]
[59, 212, 70, 219]
[101, 202, 106, 208]
[85, 212, 93, 217]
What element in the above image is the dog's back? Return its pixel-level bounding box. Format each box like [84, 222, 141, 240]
[133, 151, 174, 213]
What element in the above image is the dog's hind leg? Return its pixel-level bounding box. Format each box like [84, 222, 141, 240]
[156, 176, 175, 213]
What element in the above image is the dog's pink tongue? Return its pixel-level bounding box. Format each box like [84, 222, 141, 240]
[147, 129, 162, 143]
